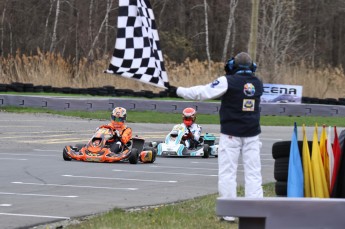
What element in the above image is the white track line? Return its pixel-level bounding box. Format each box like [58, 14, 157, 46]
[0, 153, 57, 157]
[150, 165, 218, 171]
[0, 212, 70, 219]
[12, 182, 137, 191]
[0, 191, 77, 198]
[62, 174, 177, 183]
[33, 149, 61, 152]
[191, 161, 218, 165]
[0, 204, 12, 207]
[112, 169, 217, 177]
[0, 158, 27, 161]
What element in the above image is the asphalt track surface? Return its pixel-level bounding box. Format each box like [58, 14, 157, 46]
[0, 112, 325, 229]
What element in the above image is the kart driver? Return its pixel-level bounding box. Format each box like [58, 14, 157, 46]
[180, 107, 202, 149]
[98, 107, 132, 154]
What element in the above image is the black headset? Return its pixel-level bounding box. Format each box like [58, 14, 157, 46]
[224, 57, 257, 75]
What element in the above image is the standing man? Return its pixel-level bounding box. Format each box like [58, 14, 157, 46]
[169, 52, 264, 222]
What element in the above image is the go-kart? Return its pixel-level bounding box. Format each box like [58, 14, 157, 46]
[63, 126, 156, 164]
[153, 124, 218, 158]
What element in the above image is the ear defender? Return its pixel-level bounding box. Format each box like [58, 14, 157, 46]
[224, 58, 235, 73]
[251, 62, 257, 72]
[225, 57, 257, 74]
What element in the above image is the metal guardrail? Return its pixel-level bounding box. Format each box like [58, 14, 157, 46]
[1, 94, 345, 116]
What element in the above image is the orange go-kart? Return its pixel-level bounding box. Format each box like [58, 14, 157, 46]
[62, 126, 156, 164]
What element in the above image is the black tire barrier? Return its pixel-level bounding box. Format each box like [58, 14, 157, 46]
[272, 141, 312, 159]
[42, 85, 53, 92]
[3, 82, 345, 102]
[272, 140, 313, 196]
[275, 181, 287, 197]
[272, 141, 291, 159]
[274, 157, 289, 182]
[0, 83, 7, 92]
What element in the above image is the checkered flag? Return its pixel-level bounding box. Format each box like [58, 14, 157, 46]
[105, 0, 169, 89]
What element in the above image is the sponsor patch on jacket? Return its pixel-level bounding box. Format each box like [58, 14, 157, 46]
[210, 80, 220, 88]
[242, 99, 255, 111]
[243, 83, 255, 96]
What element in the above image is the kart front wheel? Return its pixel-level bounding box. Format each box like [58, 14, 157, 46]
[202, 144, 210, 158]
[150, 141, 162, 148]
[63, 147, 72, 161]
[129, 148, 139, 164]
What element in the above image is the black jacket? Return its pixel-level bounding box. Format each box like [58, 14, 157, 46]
[220, 73, 263, 137]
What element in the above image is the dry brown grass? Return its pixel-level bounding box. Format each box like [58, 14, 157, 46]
[264, 62, 345, 99]
[0, 50, 344, 98]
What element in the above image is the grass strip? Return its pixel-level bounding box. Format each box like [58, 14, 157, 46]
[63, 183, 275, 229]
[1, 106, 345, 126]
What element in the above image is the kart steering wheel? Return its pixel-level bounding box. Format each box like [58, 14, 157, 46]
[99, 125, 115, 135]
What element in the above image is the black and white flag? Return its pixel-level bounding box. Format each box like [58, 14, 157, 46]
[105, 0, 169, 88]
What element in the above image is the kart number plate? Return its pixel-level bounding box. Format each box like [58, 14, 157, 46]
[86, 158, 101, 162]
[163, 152, 177, 156]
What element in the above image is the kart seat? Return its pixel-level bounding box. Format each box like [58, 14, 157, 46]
[170, 130, 178, 138]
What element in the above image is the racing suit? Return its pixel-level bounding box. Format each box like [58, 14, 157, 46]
[180, 123, 202, 149]
[176, 73, 263, 201]
[99, 123, 132, 153]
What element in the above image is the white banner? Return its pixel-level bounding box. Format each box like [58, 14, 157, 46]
[261, 84, 303, 104]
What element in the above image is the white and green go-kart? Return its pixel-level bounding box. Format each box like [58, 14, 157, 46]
[153, 124, 218, 158]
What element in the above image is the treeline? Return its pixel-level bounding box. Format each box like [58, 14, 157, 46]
[0, 0, 344, 88]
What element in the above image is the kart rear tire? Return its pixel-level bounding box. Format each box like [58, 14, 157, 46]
[141, 147, 157, 163]
[150, 148, 157, 163]
[63, 147, 72, 161]
[202, 144, 210, 158]
[129, 148, 139, 164]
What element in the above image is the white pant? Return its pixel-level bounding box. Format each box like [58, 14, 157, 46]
[218, 133, 263, 199]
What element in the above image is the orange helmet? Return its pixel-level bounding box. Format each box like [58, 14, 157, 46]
[111, 107, 127, 127]
[182, 107, 196, 127]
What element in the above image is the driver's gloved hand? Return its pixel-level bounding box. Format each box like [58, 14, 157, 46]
[164, 84, 178, 98]
[110, 141, 122, 154]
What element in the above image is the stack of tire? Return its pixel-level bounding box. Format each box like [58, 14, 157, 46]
[272, 140, 312, 196]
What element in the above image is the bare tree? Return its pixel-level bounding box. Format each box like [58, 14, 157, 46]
[87, 0, 114, 61]
[50, 0, 61, 52]
[43, 0, 55, 52]
[258, 0, 300, 81]
[1, 0, 8, 57]
[8, 22, 12, 55]
[103, 0, 110, 56]
[158, 0, 168, 28]
[203, 0, 211, 68]
[88, 0, 94, 45]
[222, 0, 238, 62]
[0, 0, 344, 71]
[248, 0, 259, 61]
